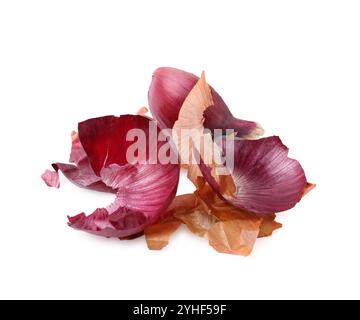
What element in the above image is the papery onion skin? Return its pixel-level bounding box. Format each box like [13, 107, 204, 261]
[148, 67, 263, 138]
[67, 115, 180, 238]
[52, 162, 114, 193]
[50, 131, 113, 193]
[41, 169, 60, 188]
[68, 208, 148, 238]
[199, 136, 307, 215]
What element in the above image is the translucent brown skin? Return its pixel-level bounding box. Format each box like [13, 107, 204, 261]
[148, 67, 262, 138]
[144, 181, 283, 256]
[167, 71, 307, 215]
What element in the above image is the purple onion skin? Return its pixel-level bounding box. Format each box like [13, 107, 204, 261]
[148, 67, 261, 137]
[199, 136, 307, 215]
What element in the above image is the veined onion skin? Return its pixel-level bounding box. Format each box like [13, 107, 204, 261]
[148, 67, 263, 138]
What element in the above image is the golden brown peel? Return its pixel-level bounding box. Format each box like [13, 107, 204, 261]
[175, 208, 217, 237]
[144, 178, 285, 256]
[208, 220, 260, 256]
[172, 72, 236, 194]
[258, 214, 283, 238]
[144, 194, 197, 250]
[136, 106, 149, 116]
[144, 73, 316, 256]
[144, 218, 182, 250]
[302, 183, 316, 197]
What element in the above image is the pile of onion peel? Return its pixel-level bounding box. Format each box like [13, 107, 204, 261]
[42, 67, 315, 256]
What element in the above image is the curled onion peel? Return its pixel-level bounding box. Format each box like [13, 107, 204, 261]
[172, 71, 308, 215]
[42, 67, 314, 255]
[47, 115, 180, 238]
[148, 67, 264, 138]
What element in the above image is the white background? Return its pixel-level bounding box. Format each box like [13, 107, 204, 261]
[0, 0, 359, 299]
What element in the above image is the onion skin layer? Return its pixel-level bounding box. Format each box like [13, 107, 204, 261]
[148, 67, 262, 138]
